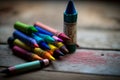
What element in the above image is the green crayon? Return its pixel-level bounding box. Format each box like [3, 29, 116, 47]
[14, 21, 38, 34]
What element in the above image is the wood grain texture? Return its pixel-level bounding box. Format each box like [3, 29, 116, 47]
[0, 70, 120, 80]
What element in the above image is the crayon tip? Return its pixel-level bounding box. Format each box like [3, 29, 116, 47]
[32, 54, 43, 60]
[40, 42, 50, 50]
[45, 36, 55, 43]
[61, 46, 69, 53]
[65, 0, 77, 14]
[49, 56, 55, 61]
[55, 50, 65, 56]
[58, 33, 70, 41]
[52, 36, 63, 42]
[34, 44, 39, 48]
[29, 26, 38, 33]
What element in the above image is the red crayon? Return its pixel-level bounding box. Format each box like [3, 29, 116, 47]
[12, 46, 43, 61]
[34, 22, 70, 41]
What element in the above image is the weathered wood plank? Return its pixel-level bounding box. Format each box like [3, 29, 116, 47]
[0, 45, 120, 76]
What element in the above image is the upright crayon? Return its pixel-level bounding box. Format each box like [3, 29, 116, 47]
[13, 30, 39, 48]
[1, 59, 49, 75]
[64, 0, 78, 53]
[31, 33, 50, 50]
[12, 46, 43, 61]
[34, 22, 70, 41]
[14, 21, 38, 34]
[35, 26, 63, 42]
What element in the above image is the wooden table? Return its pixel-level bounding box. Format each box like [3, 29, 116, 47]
[0, 1, 120, 80]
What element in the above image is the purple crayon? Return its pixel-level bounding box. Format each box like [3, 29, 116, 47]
[12, 46, 43, 61]
[13, 30, 39, 48]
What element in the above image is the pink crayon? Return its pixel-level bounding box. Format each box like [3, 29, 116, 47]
[34, 22, 70, 41]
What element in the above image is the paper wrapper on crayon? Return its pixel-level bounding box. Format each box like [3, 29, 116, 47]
[64, 22, 77, 53]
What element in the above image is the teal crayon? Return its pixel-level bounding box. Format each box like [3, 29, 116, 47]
[14, 21, 38, 34]
[35, 26, 63, 42]
[31, 33, 50, 50]
[1, 59, 49, 75]
[64, 0, 78, 53]
[35, 32, 55, 43]
[13, 30, 39, 48]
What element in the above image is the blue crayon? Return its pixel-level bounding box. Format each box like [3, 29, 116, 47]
[13, 30, 39, 48]
[35, 32, 55, 43]
[35, 26, 53, 36]
[35, 26, 63, 42]
[31, 33, 50, 50]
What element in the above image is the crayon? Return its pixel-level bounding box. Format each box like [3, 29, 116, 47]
[54, 42, 69, 54]
[35, 26, 63, 42]
[1, 59, 49, 75]
[12, 46, 43, 61]
[34, 22, 70, 41]
[31, 33, 50, 50]
[13, 30, 39, 48]
[8, 37, 32, 51]
[14, 21, 38, 34]
[34, 48, 55, 61]
[48, 44, 64, 56]
[35, 32, 55, 43]
[7, 37, 55, 61]
[64, 0, 78, 53]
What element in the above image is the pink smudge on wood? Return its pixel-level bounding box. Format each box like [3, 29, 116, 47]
[63, 50, 107, 67]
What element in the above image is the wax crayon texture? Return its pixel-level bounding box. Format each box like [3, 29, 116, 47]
[31, 33, 50, 50]
[12, 46, 43, 61]
[8, 37, 32, 51]
[54, 42, 69, 54]
[48, 44, 64, 56]
[64, 0, 78, 53]
[35, 26, 63, 42]
[35, 32, 55, 43]
[1, 59, 49, 75]
[13, 30, 39, 48]
[34, 48, 55, 61]
[34, 22, 70, 41]
[14, 21, 38, 34]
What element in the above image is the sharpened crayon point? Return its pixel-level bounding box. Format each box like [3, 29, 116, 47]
[45, 36, 55, 43]
[65, 0, 77, 14]
[31, 54, 43, 60]
[40, 42, 50, 50]
[52, 36, 63, 42]
[61, 46, 69, 53]
[58, 33, 70, 41]
[49, 56, 55, 61]
[34, 44, 39, 48]
[29, 26, 38, 33]
[55, 50, 65, 56]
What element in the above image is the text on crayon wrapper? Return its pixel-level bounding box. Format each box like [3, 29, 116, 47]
[64, 22, 76, 44]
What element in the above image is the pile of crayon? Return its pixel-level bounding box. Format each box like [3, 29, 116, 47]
[1, 0, 77, 75]
[8, 21, 70, 62]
